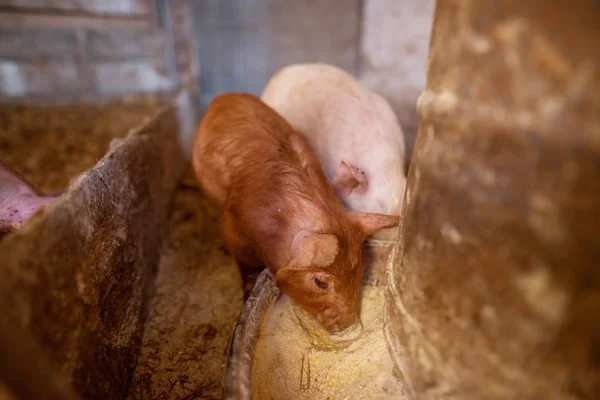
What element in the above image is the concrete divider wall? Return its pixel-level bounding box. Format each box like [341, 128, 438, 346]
[0, 106, 184, 400]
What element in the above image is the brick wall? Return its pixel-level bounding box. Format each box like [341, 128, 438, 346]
[0, 0, 198, 101]
[0, 0, 434, 155]
[190, 0, 434, 156]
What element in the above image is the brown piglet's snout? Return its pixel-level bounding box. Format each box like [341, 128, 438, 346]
[274, 211, 399, 334]
[275, 266, 362, 334]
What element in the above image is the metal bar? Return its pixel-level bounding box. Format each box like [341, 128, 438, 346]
[0, 11, 152, 31]
[0, 4, 152, 18]
[74, 30, 95, 99]
[156, 0, 180, 90]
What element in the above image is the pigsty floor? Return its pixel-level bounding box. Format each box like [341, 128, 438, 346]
[127, 171, 244, 400]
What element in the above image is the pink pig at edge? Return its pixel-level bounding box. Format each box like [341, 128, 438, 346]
[0, 162, 62, 236]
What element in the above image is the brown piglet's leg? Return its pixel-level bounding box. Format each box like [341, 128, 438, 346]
[220, 209, 265, 300]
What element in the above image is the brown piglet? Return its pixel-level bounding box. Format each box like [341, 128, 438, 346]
[192, 93, 399, 334]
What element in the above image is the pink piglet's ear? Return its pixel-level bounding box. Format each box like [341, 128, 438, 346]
[348, 211, 400, 237]
[332, 160, 368, 199]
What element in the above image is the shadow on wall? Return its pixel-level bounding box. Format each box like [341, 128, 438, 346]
[191, 0, 435, 160]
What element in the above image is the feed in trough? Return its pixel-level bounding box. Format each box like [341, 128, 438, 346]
[252, 280, 406, 399]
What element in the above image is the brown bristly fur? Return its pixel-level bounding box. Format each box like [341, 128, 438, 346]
[192, 93, 399, 333]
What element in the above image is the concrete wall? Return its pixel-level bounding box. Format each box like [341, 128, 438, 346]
[361, 0, 436, 157]
[193, 0, 435, 156]
[0, 0, 435, 155]
[0, 0, 198, 101]
[192, 0, 362, 111]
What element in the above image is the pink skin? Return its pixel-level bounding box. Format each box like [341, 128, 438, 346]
[0, 162, 62, 235]
[261, 63, 407, 218]
[1, 194, 57, 231]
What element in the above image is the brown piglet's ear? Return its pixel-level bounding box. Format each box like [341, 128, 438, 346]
[348, 211, 400, 237]
[285, 230, 339, 270]
[332, 160, 368, 199]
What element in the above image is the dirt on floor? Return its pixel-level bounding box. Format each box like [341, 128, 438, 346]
[0, 99, 160, 192]
[127, 170, 244, 400]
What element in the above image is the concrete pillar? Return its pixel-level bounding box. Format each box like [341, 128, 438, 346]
[385, 1, 600, 398]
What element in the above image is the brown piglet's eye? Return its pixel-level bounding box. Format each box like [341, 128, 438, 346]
[313, 277, 328, 290]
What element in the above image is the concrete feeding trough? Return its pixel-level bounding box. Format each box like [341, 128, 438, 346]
[224, 238, 407, 400]
[0, 97, 186, 400]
